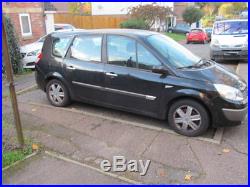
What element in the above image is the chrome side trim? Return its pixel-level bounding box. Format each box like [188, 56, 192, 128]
[145, 95, 156, 100]
[72, 81, 103, 90]
[72, 81, 156, 101]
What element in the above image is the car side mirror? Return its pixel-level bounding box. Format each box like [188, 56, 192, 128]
[152, 66, 169, 74]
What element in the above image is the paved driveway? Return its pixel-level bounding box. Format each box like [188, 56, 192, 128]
[2, 41, 248, 184]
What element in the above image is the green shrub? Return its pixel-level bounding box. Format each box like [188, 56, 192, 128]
[3, 15, 22, 74]
[120, 19, 149, 30]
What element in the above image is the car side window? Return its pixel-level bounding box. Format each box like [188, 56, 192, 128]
[137, 43, 161, 70]
[70, 36, 102, 62]
[107, 35, 136, 68]
[52, 37, 71, 58]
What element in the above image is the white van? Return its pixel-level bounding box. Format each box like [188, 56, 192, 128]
[210, 19, 248, 61]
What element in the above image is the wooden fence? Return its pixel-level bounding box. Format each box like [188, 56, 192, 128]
[54, 14, 128, 29]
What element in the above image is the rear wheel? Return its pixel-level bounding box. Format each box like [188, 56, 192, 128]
[168, 99, 209, 137]
[46, 79, 70, 107]
[186, 40, 189, 44]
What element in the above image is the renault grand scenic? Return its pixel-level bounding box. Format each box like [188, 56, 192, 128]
[35, 29, 248, 137]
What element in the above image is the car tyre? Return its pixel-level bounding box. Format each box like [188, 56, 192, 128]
[168, 99, 209, 137]
[46, 79, 71, 107]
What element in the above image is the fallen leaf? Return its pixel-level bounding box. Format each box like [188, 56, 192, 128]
[31, 108, 37, 112]
[32, 143, 39, 150]
[222, 148, 230, 153]
[184, 174, 192, 181]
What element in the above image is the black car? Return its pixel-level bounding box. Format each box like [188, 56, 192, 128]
[35, 29, 248, 137]
[167, 23, 190, 34]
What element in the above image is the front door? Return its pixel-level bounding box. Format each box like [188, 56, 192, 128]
[104, 35, 166, 115]
[64, 34, 106, 102]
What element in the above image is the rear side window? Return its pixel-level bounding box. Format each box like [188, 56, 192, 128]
[52, 37, 71, 58]
[70, 35, 102, 62]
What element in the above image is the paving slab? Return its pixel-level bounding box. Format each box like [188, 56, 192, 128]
[188, 139, 248, 184]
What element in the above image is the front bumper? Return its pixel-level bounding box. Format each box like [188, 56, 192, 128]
[210, 48, 248, 61]
[21, 57, 36, 69]
[222, 107, 248, 121]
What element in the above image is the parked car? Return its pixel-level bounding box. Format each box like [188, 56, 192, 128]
[54, 23, 76, 31]
[186, 28, 209, 44]
[20, 29, 84, 69]
[20, 36, 45, 69]
[210, 19, 248, 61]
[168, 23, 190, 34]
[35, 29, 247, 137]
[204, 27, 212, 41]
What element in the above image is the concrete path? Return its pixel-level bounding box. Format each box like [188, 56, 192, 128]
[3, 152, 125, 184]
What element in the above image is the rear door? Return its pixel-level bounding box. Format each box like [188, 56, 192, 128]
[64, 34, 106, 102]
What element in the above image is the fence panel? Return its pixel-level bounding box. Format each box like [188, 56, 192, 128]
[54, 14, 128, 29]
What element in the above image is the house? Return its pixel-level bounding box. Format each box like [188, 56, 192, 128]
[2, 2, 56, 45]
[172, 2, 201, 29]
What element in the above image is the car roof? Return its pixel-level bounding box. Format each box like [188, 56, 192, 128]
[50, 29, 157, 38]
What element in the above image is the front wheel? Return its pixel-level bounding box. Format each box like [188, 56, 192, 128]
[168, 99, 209, 137]
[46, 79, 71, 107]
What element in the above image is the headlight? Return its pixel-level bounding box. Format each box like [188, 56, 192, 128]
[211, 39, 220, 48]
[27, 49, 40, 56]
[214, 84, 244, 101]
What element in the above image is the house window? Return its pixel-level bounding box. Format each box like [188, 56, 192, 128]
[19, 13, 32, 37]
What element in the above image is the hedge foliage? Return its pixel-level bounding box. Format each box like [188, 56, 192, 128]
[120, 19, 149, 30]
[3, 15, 22, 74]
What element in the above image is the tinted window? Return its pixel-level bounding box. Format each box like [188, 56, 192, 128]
[107, 35, 136, 67]
[191, 29, 202, 33]
[137, 44, 161, 70]
[52, 37, 71, 57]
[70, 36, 102, 62]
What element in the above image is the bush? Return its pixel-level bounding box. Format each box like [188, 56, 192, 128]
[3, 15, 22, 74]
[120, 19, 149, 30]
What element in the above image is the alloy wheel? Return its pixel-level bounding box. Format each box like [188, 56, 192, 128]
[48, 83, 65, 105]
[173, 105, 201, 131]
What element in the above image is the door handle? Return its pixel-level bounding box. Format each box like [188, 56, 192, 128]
[66, 65, 75, 70]
[105, 72, 118, 77]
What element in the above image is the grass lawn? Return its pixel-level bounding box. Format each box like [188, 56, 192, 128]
[165, 32, 186, 42]
[2, 118, 34, 168]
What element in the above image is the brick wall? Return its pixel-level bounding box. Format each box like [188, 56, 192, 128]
[3, 2, 46, 46]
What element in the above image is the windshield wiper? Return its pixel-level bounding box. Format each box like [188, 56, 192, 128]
[177, 59, 207, 69]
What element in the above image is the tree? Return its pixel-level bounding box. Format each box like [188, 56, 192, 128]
[3, 15, 22, 74]
[218, 3, 247, 18]
[128, 3, 173, 29]
[68, 2, 82, 14]
[182, 6, 204, 26]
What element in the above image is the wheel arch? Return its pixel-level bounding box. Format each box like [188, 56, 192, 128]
[44, 72, 74, 99]
[166, 95, 213, 126]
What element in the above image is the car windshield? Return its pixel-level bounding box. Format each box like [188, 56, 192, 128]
[147, 34, 201, 68]
[213, 21, 248, 35]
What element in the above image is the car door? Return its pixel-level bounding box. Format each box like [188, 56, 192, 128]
[104, 35, 165, 115]
[64, 34, 106, 102]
